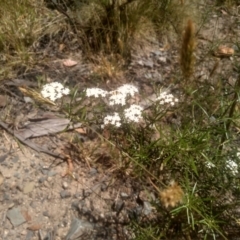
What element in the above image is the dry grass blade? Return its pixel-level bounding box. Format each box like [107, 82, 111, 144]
[18, 86, 56, 106]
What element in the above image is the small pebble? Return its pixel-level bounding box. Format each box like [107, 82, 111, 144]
[11, 156, 19, 163]
[23, 182, 35, 194]
[101, 183, 107, 191]
[14, 173, 20, 179]
[143, 60, 154, 68]
[62, 182, 68, 189]
[38, 177, 46, 184]
[41, 169, 49, 175]
[47, 177, 52, 182]
[143, 201, 152, 215]
[88, 168, 97, 176]
[112, 200, 124, 213]
[65, 218, 93, 240]
[60, 190, 71, 199]
[74, 193, 81, 199]
[7, 207, 26, 227]
[48, 171, 57, 177]
[120, 192, 129, 199]
[43, 211, 50, 218]
[82, 189, 92, 197]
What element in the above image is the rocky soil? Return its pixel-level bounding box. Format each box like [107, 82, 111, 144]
[1, 2, 240, 240]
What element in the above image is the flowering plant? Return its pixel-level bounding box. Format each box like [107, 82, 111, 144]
[83, 85, 179, 128]
[41, 82, 70, 102]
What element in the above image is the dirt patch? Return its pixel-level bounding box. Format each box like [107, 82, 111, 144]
[1, 2, 240, 239]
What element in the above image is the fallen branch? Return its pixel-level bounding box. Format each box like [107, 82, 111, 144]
[0, 120, 67, 160]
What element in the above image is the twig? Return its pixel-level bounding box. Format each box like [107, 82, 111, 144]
[0, 120, 67, 160]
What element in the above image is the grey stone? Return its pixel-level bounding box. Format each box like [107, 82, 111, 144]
[74, 193, 81, 198]
[39, 229, 55, 240]
[41, 169, 49, 175]
[143, 60, 154, 68]
[142, 201, 152, 215]
[7, 207, 26, 227]
[112, 200, 124, 213]
[132, 206, 143, 217]
[60, 190, 71, 199]
[43, 211, 50, 218]
[3, 193, 11, 201]
[71, 201, 79, 210]
[47, 171, 57, 177]
[25, 230, 34, 240]
[80, 206, 90, 215]
[88, 168, 97, 176]
[120, 192, 129, 199]
[151, 50, 163, 56]
[38, 177, 46, 184]
[152, 72, 162, 82]
[82, 189, 92, 197]
[144, 73, 152, 79]
[65, 218, 94, 240]
[101, 183, 107, 191]
[30, 201, 38, 209]
[30, 163, 36, 168]
[11, 156, 19, 163]
[16, 183, 23, 192]
[158, 56, 167, 63]
[14, 173, 21, 179]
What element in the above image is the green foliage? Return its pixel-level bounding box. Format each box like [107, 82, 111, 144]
[53, 0, 197, 56]
[0, 0, 52, 79]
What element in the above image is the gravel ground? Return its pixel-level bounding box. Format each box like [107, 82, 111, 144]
[1, 3, 240, 239]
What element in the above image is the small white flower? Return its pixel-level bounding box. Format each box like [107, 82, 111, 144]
[49, 95, 57, 102]
[206, 162, 215, 168]
[115, 121, 121, 128]
[85, 88, 108, 98]
[116, 84, 138, 97]
[226, 159, 238, 175]
[108, 84, 138, 106]
[124, 104, 143, 123]
[41, 82, 70, 102]
[109, 93, 126, 106]
[103, 112, 121, 128]
[62, 88, 70, 95]
[56, 92, 63, 99]
[156, 92, 179, 106]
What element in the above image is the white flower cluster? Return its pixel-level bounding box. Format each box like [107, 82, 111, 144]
[41, 82, 70, 102]
[85, 84, 138, 106]
[206, 157, 238, 176]
[109, 84, 138, 106]
[86, 88, 108, 98]
[109, 92, 126, 106]
[85, 84, 143, 128]
[157, 92, 179, 106]
[226, 159, 238, 175]
[103, 112, 121, 128]
[124, 104, 143, 123]
[205, 161, 215, 169]
[115, 84, 138, 97]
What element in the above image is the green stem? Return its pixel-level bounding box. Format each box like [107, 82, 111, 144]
[219, 75, 240, 152]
